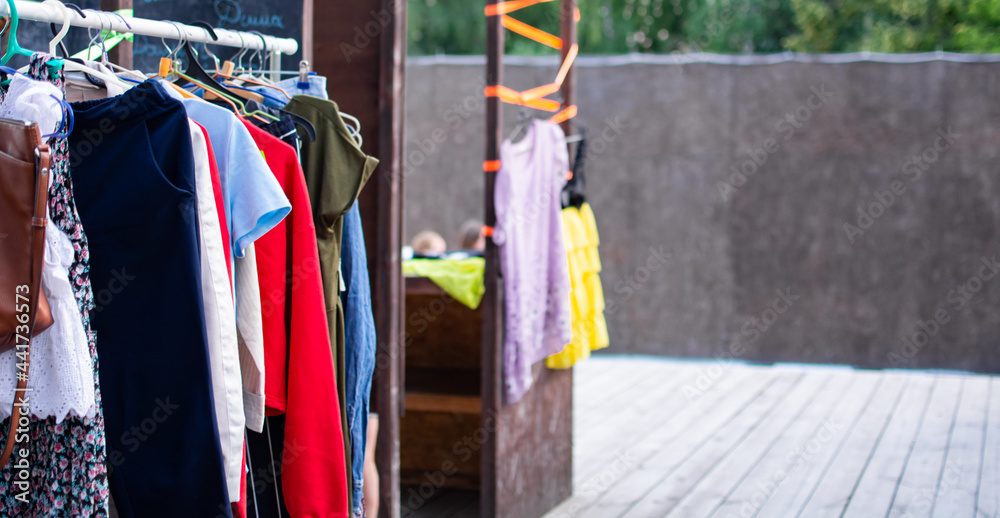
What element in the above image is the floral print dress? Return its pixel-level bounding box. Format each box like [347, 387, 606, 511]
[0, 54, 110, 517]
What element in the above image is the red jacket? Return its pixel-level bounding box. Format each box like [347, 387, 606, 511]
[243, 120, 349, 518]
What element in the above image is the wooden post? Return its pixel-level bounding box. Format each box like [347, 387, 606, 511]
[559, 0, 576, 136]
[377, 0, 406, 516]
[311, 0, 405, 516]
[481, 1, 504, 517]
[100, 0, 132, 69]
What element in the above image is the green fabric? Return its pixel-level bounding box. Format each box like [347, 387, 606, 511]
[285, 96, 378, 512]
[403, 258, 486, 309]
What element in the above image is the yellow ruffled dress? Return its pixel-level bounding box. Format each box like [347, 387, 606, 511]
[547, 202, 609, 368]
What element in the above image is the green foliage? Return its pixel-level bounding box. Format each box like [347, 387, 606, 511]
[406, 0, 1000, 55]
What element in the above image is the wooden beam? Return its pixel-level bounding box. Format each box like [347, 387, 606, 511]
[100, 0, 132, 69]
[404, 276, 447, 296]
[405, 394, 482, 414]
[482, 2, 504, 517]
[377, 1, 406, 516]
[559, 0, 576, 136]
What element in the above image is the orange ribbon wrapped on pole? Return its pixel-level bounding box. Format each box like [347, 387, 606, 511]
[484, 0, 578, 124]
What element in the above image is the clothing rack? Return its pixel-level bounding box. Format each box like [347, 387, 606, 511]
[0, 0, 297, 72]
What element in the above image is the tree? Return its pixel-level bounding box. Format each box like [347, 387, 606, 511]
[406, 0, 1000, 55]
[782, 0, 1000, 53]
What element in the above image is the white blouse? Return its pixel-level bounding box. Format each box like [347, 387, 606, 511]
[0, 75, 96, 422]
[189, 120, 245, 502]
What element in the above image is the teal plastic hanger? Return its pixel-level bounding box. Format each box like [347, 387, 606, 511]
[1, 0, 65, 86]
[1, 0, 34, 65]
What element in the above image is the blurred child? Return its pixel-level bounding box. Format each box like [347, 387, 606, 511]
[458, 220, 485, 251]
[411, 230, 447, 256]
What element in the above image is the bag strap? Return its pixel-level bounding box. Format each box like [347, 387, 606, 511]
[0, 143, 50, 468]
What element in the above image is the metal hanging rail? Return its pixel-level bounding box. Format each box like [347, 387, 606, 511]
[0, 0, 298, 55]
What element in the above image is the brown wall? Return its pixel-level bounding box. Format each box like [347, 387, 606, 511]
[404, 54, 1000, 373]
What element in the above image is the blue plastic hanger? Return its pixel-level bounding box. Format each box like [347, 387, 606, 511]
[0, 64, 74, 138]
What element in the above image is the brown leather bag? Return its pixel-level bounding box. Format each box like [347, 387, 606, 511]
[0, 117, 53, 468]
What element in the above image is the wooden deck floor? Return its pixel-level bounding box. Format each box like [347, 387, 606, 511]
[403, 356, 999, 518]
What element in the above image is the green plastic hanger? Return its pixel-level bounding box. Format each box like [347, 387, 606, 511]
[1, 0, 34, 65]
[181, 40, 277, 122]
[163, 22, 275, 122]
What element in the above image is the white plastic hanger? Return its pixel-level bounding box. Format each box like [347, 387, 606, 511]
[21, 0, 130, 89]
[46, 0, 70, 55]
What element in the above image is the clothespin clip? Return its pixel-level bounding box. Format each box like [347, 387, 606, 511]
[298, 60, 310, 88]
[158, 57, 172, 77]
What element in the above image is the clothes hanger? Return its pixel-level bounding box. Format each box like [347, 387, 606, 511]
[0, 65, 74, 138]
[241, 31, 274, 81]
[221, 38, 250, 77]
[212, 35, 315, 139]
[265, 60, 323, 80]
[227, 40, 317, 141]
[509, 106, 534, 143]
[0, 0, 34, 66]
[149, 26, 210, 101]
[217, 32, 292, 101]
[192, 25, 267, 104]
[0, 0, 62, 86]
[165, 22, 249, 114]
[51, 31, 103, 89]
[177, 41, 275, 124]
[55, 7, 104, 89]
[46, 0, 70, 55]
[221, 39, 281, 122]
[244, 31, 267, 81]
[240, 96, 317, 142]
[564, 121, 583, 143]
[185, 22, 243, 95]
[54, 4, 130, 90]
[45, 4, 103, 88]
[279, 108, 316, 141]
[185, 22, 221, 71]
[16, 1, 127, 89]
[341, 112, 363, 146]
[223, 40, 317, 140]
[168, 24, 273, 121]
[93, 10, 140, 82]
[48, 3, 82, 57]
[182, 43, 276, 123]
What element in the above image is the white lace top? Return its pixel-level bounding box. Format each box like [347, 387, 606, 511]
[0, 75, 97, 422]
[0, 74, 63, 136]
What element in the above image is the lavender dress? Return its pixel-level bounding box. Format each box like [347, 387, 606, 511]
[494, 120, 573, 403]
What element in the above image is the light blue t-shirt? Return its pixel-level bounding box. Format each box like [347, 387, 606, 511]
[160, 80, 291, 259]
